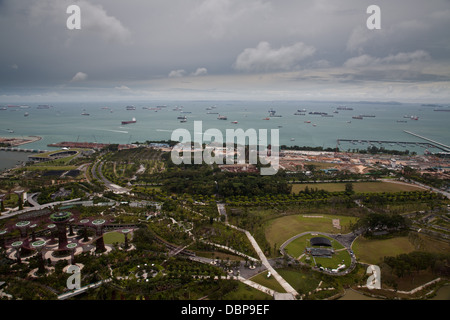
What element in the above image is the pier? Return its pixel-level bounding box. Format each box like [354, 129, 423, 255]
[403, 131, 450, 152]
[336, 138, 448, 152]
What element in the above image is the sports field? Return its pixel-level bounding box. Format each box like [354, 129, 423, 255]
[291, 181, 425, 193]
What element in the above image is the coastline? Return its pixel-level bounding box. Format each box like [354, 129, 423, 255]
[0, 135, 42, 147]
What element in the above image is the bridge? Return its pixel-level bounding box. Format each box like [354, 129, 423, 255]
[0, 147, 48, 153]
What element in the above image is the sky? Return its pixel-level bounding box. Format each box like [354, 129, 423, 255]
[0, 0, 449, 103]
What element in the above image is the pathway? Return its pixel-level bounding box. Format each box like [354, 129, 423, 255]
[244, 230, 299, 298]
[216, 203, 299, 299]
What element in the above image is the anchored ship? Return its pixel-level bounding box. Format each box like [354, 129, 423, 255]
[122, 117, 136, 125]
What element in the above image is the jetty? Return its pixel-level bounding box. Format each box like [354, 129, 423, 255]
[403, 131, 450, 152]
[336, 138, 448, 152]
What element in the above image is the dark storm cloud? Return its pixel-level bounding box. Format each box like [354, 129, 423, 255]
[0, 0, 449, 102]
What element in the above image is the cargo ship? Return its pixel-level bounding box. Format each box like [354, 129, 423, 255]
[122, 117, 136, 125]
[37, 104, 52, 109]
[268, 109, 282, 117]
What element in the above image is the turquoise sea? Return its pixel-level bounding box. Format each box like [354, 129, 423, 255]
[0, 100, 449, 155]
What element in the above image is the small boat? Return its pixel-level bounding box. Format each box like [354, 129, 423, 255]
[24, 112, 29, 117]
[81, 112, 90, 116]
[231, 121, 238, 124]
[263, 117, 270, 120]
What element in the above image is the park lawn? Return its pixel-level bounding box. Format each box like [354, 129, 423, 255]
[312, 250, 352, 270]
[276, 268, 321, 294]
[414, 233, 450, 254]
[103, 231, 128, 244]
[265, 214, 358, 250]
[221, 281, 273, 300]
[249, 271, 287, 293]
[291, 181, 424, 193]
[351, 236, 416, 265]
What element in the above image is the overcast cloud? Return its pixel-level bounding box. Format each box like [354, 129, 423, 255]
[0, 0, 449, 102]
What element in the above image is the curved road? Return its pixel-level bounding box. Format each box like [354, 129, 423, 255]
[91, 160, 129, 194]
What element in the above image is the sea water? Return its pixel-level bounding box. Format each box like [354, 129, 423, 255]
[0, 100, 448, 154]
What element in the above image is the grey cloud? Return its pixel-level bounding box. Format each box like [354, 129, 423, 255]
[0, 0, 449, 102]
[234, 41, 316, 72]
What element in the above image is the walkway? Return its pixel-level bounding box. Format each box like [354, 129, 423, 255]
[216, 203, 298, 299]
[244, 230, 299, 299]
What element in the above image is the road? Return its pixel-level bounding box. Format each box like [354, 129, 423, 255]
[91, 160, 130, 194]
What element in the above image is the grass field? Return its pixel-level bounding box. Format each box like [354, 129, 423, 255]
[351, 236, 416, 264]
[276, 269, 321, 294]
[285, 234, 345, 258]
[284, 234, 351, 270]
[103, 231, 128, 244]
[291, 181, 424, 193]
[265, 214, 358, 250]
[249, 271, 287, 293]
[221, 281, 273, 300]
